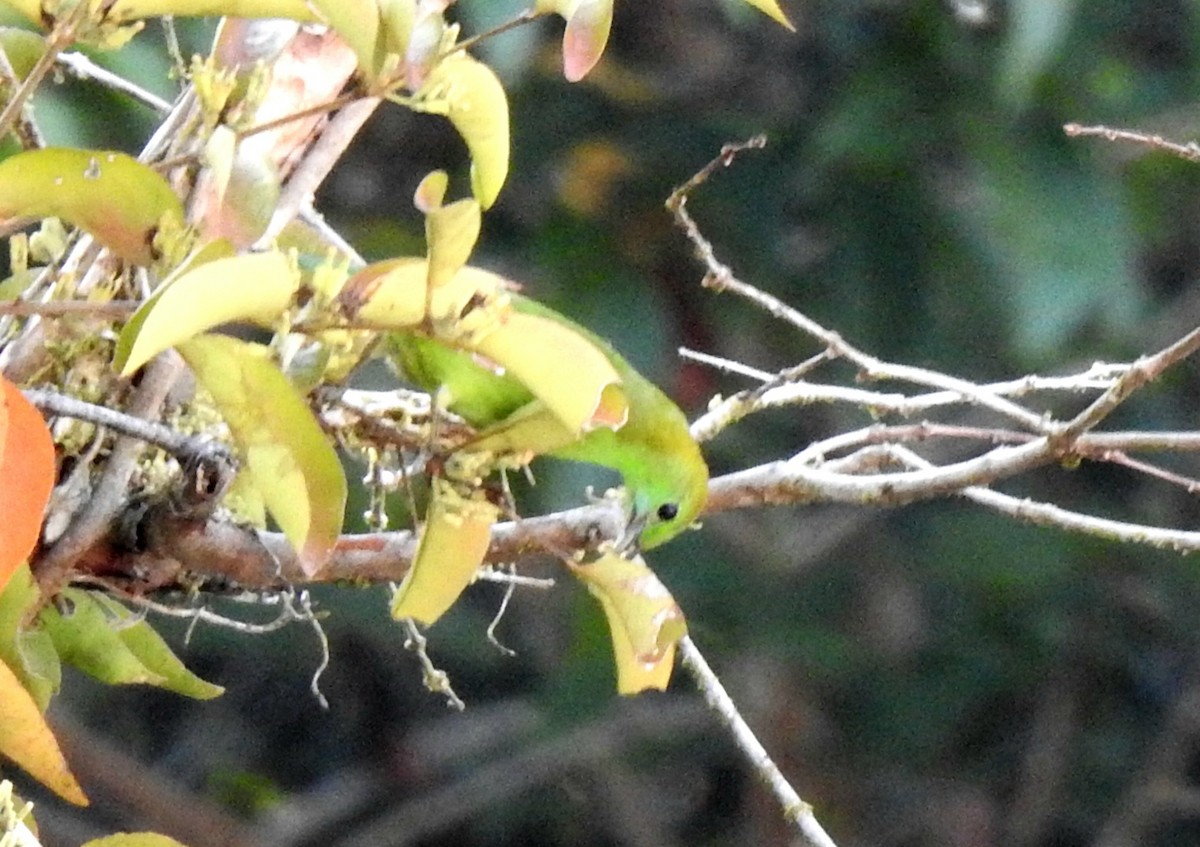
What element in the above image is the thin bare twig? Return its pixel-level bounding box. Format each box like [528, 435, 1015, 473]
[679, 636, 839, 847]
[1065, 122, 1200, 163]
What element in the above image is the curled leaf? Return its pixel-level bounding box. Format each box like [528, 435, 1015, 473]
[115, 249, 297, 376]
[425, 198, 482, 289]
[571, 549, 686, 694]
[0, 149, 183, 265]
[471, 310, 625, 434]
[177, 335, 346, 574]
[0, 376, 55, 595]
[415, 54, 510, 208]
[390, 479, 499, 626]
[0, 656, 87, 806]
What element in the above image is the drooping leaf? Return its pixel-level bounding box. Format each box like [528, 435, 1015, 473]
[390, 479, 499, 626]
[81, 833, 190, 847]
[0, 656, 87, 805]
[0, 376, 55, 595]
[732, 0, 795, 30]
[570, 549, 686, 694]
[177, 334, 346, 574]
[40, 589, 166, 687]
[92, 595, 224, 700]
[0, 563, 59, 711]
[0, 149, 183, 265]
[115, 249, 297, 376]
[414, 54, 510, 208]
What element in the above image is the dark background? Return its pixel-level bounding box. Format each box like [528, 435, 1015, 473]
[20, 1, 1200, 845]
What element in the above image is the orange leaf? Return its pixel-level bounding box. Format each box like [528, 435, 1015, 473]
[0, 378, 54, 595]
[0, 657, 87, 805]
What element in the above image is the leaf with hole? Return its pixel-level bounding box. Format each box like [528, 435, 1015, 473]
[0, 148, 183, 265]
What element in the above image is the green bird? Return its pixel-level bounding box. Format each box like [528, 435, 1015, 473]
[386, 295, 708, 549]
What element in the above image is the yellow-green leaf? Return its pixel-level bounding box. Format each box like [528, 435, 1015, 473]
[734, 0, 795, 30]
[571, 549, 686, 695]
[337, 258, 505, 333]
[0, 563, 59, 711]
[0, 656, 87, 805]
[0, 27, 46, 80]
[40, 589, 166, 687]
[82, 833, 190, 847]
[390, 479, 498, 626]
[472, 310, 625, 434]
[115, 249, 297, 376]
[379, 0, 416, 57]
[0, 149, 183, 265]
[425, 197, 481, 289]
[106, 0, 316, 21]
[92, 595, 224, 700]
[177, 335, 346, 574]
[415, 54, 510, 208]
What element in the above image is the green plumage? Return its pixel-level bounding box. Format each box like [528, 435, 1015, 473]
[386, 295, 708, 548]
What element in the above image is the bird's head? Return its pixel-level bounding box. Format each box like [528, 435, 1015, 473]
[621, 436, 709, 551]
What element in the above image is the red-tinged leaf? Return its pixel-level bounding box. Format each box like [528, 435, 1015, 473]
[390, 479, 499, 626]
[0, 657, 87, 805]
[176, 335, 346, 574]
[0, 149, 183, 265]
[0, 376, 54, 595]
[563, 0, 613, 82]
[571, 549, 686, 695]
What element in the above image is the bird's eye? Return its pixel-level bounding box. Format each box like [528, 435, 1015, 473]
[657, 503, 679, 522]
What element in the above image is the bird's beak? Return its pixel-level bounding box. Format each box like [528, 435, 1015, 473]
[616, 507, 648, 554]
